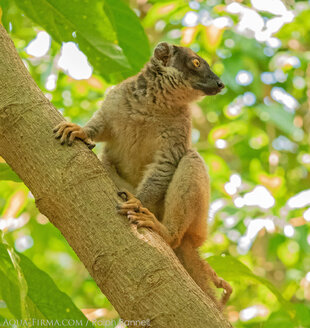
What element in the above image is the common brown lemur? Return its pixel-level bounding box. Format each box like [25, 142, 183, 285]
[54, 42, 232, 308]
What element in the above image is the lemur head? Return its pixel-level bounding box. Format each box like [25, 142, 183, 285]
[154, 42, 224, 96]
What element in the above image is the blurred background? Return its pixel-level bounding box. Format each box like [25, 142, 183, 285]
[1, 0, 310, 327]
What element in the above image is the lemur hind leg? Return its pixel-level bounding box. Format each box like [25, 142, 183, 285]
[117, 150, 232, 307]
[174, 237, 232, 309]
[159, 150, 232, 307]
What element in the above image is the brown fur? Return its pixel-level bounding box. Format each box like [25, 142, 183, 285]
[54, 42, 232, 308]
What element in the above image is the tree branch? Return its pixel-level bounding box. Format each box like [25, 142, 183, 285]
[0, 25, 231, 328]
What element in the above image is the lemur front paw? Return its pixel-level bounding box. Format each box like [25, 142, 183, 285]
[116, 191, 158, 231]
[53, 122, 95, 149]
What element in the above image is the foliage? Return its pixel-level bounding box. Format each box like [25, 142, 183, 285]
[0, 233, 91, 326]
[0, 164, 22, 183]
[11, 0, 150, 82]
[1, 0, 310, 327]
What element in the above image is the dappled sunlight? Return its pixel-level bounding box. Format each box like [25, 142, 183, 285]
[235, 70, 253, 86]
[284, 224, 295, 237]
[287, 189, 310, 209]
[209, 198, 226, 221]
[224, 173, 242, 195]
[15, 235, 34, 252]
[0, 213, 30, 232]
[26, 31, 51, 57]
[234, 186, 275, 210]
[271, 86, 299, 112]
[239, 304, 269, 322]
[237, 218, 275, 254]
[303, 208, 310, 222]
[58, 42, 93, 80]
[226, 0, 294, 42]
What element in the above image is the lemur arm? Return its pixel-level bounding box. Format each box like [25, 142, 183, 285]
[135, 141, 186, 208]
[53, 96, 113, 146]
[83, 106, 111, 142]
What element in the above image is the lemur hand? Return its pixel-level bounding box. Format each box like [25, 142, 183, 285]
[53, 122, 95, 149]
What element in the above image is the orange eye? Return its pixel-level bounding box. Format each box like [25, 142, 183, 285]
[192, 59, 200, 68]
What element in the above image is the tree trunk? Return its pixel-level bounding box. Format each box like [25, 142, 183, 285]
[0, 25, 231, 328]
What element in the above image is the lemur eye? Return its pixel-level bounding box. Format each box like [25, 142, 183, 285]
[192, 59, 200, 68]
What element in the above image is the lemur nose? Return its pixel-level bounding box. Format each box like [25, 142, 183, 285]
[217, 81, 225, 89]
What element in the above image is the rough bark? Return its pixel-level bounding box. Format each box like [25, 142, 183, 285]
[0, 25, 231, 328]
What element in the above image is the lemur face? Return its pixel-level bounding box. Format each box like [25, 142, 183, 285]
[154, 42, 224, 96]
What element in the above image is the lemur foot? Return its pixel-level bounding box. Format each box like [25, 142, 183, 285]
[117, 191, 142, 214]
[127, 207, 158, 231]
[53, 122, 95, 149]
[216, 277, 233, 308]
[205, 262, 232, 308]
[117, 191, 158, 231]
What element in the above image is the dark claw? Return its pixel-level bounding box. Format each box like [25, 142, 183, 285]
[87, 143, 95, 150]
[116, 204, 121, 210]
[117, 191, 129, 201]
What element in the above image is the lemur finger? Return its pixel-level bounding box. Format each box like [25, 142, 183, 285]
[127, 214, 139, 221]
[117, 208, 131, 215]
[54, 122, 74, 138]
[127, 211, 144, 220]
[60, 126, 76, 145]
[53, 122, 67, 133]
[127, 211, 152, 221]
[139, 207, 152, 215]
[117, 203, 140, 212]
[68, 131, 79, 146]
[67, 127, 87, 145]
[136, 220, 156, 230]
[53, 124, 61, 133]
[116, 205, 139, 215]
[122, 199, 141, 206]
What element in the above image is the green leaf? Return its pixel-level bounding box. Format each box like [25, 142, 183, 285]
[255, 104, 302, 136]
[294, 303, 310, 327]
[207, 255, 291, 309]
[0, 237, 91, 326]
[0, 240, 27, 319]
[13, 0, 133, 81]
[263, 309, 295, 328]
[19, 253, 90, 325]
[0, 314, 10, 328]
[0, 0, 10, 30]
[0, 163, 22, 182]
[0, 306, 15, 322]
[103, 0, 150, 72]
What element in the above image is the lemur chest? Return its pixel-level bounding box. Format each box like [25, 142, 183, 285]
[106, 120, 162, 187]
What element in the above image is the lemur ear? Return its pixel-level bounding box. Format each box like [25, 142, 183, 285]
[154, 42, 172, 66]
